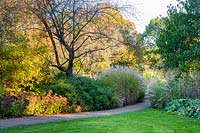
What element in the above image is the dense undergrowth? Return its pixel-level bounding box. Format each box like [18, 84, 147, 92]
[145, 70, 200, 118]
[0, 67, 145, 118]
[0, 91, 67, 118]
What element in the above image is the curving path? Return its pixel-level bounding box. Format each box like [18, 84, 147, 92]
[0, 100, 151, 128]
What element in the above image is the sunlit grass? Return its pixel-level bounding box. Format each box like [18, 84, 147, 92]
[1, 108, 200, 133]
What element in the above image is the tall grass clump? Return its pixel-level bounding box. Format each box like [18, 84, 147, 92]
[97, 66, 146, 106]
[146, 70, 200, 108]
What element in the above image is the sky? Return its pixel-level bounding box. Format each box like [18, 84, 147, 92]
[125, 0, 178, 33]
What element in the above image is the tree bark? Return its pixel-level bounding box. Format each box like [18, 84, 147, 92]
[66, 50, 74, 76]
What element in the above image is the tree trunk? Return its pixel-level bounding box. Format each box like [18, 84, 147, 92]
[66, 63, 73, 76]
[66, 51, 74, 76]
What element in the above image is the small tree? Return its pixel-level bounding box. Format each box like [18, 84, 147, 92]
[28, 0, 132, 76]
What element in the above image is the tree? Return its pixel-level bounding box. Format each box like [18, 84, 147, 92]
[27, 0, 131, 76]
[142, 18, 164, 47]
[0, 0, 51, 94]
[73, 19, 138, 76]
[119, 22, 144, 69]
[141, 18, 165, 68]
[156, 0, 200, 72]
[112, 45, 136, 67]
[0, 0, 44, 46]
[0, 0, 22, 44]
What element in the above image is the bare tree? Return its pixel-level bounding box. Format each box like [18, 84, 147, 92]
[27, 0, 132, 76]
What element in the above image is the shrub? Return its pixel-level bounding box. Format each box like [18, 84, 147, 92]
[0, 91, 67, 118]
[23, 91, 67, 115]
[147, 72, 200, 108]
[44, 74, 118, 112]
[97, 66, 145, 106]
[0, 43, 49, 94]
[165, 99, 200, 119]
[43, 79, 77, 112]
[168, 73, 200, 99]
[148, 79, 170, 108]
[0, 94, 28, 118]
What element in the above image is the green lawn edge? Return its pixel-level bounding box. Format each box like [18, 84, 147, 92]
[1, 108, 200, 133]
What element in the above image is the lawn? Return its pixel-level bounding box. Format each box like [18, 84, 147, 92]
[1, 109, 200, 133]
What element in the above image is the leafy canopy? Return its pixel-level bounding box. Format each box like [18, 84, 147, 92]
[156, 0, 200, 72]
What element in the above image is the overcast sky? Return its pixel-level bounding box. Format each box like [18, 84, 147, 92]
[124, 0, 178, 33]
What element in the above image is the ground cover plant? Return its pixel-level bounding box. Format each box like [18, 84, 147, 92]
[1, 109, 200, 133]
[166, 99, 200, 119]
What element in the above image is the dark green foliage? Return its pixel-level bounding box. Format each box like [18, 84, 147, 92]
[166, 99, 200, 119]
[45, 74, 118, 112]
[156, 0, 200, 72]
[0, 91, 67, 118]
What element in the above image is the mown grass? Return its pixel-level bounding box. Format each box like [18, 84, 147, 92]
[1, 108, 200, 133]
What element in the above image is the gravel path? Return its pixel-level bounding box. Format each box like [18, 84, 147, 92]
[0, 100, 150, 128]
